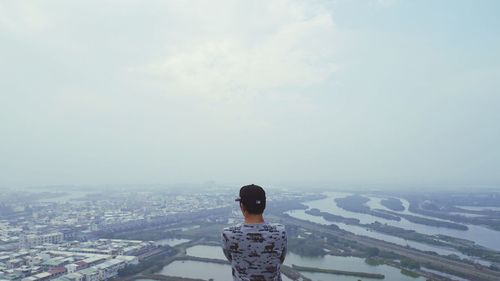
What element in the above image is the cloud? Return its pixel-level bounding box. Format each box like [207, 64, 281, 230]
[0, 2, 50, 34]
[130, 0, 338, 98]
[1, 0, 499, 186]
[369, 0, 400, 7]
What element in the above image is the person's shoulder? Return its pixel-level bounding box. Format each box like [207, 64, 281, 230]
[223, 224, 243, 235]
[262, 223, 286, 233]
[267, 222, 285, 228]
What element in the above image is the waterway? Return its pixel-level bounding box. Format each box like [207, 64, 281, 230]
[159, 260, 232, 281]
[159, 260, 293, 281]
[163, 245, 425, 281]
[286, 207, 492, 265]
[421, 267, 469, 281]
[285, 209, 486, 263]
[156, 238, 190, 247]
[186, 245, 226, 260]
[304, 192, 500, 251]
[156, 192, 498, 280]
[458, 206, 500, 212]
[284, 252, 425, 281]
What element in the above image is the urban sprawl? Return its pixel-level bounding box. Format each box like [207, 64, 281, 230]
[0, 188, 305, 281]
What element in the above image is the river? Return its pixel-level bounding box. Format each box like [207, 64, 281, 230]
[159, 260, 233, 281]
[156, 238, 190, 247]
[157, 191, 499, 280]
[285, 209, 478, 260]
[284, 252, 425, 281]
[159, 245, 425, 281]
[304, 192, 500, 251]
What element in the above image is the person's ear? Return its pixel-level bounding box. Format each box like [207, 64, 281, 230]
[240, 203, 246, 214]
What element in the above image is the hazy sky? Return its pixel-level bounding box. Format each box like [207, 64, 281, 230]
[1, 0, 499, 188]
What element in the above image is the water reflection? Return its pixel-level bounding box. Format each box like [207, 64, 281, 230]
[186, 245, 227, 260]
[179, 245, 424, 281]
[306, 192, 500, 251]
[160, 260, 231, 281]
[285, 252, 425, 281]
[286, 209, 476, 261]
[159, 260, 293, 281]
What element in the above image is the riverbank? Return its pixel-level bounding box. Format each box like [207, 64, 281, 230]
[292, 264, 385, 279]
[274, 214, 500, 281]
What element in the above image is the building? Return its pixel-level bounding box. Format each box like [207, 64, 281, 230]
[94, 259, 125, 280]
[20, 233, 64, 249]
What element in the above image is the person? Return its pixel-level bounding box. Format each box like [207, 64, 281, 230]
[221, 184, 287, 281]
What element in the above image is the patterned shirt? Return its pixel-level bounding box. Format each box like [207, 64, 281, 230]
[221, 223, 287, 281]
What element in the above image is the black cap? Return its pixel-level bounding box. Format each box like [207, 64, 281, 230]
[236, 184, 266, 214]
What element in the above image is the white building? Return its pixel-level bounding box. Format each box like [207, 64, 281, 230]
[20, 233, 64, 249]
[65, 264, 77, 274]
[95, 259, 125, 280]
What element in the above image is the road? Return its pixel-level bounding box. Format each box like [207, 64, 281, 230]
[273, 214, 500, 281]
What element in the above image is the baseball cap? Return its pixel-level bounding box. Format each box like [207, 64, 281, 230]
[235, 184, 266, 212]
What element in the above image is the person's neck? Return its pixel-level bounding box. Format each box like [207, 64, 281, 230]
[244, 214, 265, 224]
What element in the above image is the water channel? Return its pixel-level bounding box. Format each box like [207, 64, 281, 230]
[159, 245, 425, 281]
[304, 192, 500, 251]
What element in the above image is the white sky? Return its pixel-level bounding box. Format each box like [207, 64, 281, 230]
[1, 0, 499, 188]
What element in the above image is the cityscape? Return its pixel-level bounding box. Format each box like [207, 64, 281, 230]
[1, 185, 500, 281]
[0, 185, 315, 281]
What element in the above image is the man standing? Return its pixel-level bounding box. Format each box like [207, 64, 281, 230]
[222, 184, 287, 281]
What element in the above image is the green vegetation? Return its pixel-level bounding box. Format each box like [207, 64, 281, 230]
[380, 198, 405, 211]
[365, 257, 385, 266]
[400, 269, 420, 278]
[488, 264, 500, 271]
[400, 258, 421, 270]
[181, 222, 227, 241]
[457, 246, 500, 264]
[335, 195, 401, 221]
[177, 255, 229, 265]
[366, 222, 500, 264]
[388, 211, 468, 230]
[378, 250, 401, 260]
[366, 247, 380, 257]
[268, 195, 325, 215]
[335, 195, 371, 212]
[281, 265, 313, 281]
[292, 264, 385, 279]
[288, 237, 327, 257]
[406, 197, 500, 231]
[366, 222, 446, 247]
[420, 261, 474, 281]
[306, 208, 360, 224]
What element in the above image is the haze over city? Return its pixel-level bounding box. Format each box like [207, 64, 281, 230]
[2, 2, 500, 281]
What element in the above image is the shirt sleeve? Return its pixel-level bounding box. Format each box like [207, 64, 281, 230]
[280, 227, 287, 264]
[221, 230, 232, 262]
